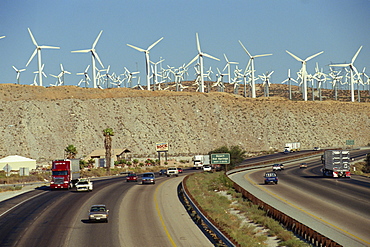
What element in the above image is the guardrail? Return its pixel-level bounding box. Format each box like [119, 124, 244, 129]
[181, 150, 343, 247]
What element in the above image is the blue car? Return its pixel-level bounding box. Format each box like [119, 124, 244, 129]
[142, 172, 155, 184]
[264, 172, 278, 184]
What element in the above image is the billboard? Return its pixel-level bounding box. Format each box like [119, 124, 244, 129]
[156, 142, 169, 152]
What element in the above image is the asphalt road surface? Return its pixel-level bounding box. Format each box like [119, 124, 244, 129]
[242, 149, 370, 246]
[0, 169, 212, 247]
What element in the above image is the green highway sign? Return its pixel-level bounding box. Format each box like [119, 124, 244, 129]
[211, 153, 230, 165]
[346, 140, 355, 145]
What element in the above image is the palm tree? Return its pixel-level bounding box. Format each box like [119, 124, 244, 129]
[65, 144, 77, 159]
[103, 128, 114, 172]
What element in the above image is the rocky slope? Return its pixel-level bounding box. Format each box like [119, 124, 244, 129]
[0, 84, 369, 162]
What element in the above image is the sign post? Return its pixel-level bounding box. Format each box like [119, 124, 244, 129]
[156, 142, 169, 165]
[3, 163, 11, 177]
[346, 140, 354, 148]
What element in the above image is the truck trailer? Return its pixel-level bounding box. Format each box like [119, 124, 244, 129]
[50, 159, 80, 189]
[322, 150, 351, 178]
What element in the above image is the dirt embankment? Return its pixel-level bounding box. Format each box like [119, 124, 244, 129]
[0, 84, 369, 162]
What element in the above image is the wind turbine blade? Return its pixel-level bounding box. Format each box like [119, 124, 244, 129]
[92, 50, 104, 68]
[147, 37, 164, 51]
[306, 51, 324, 61]
[12, 66, 18, 72]
[203, 53, 220, 61]
[352, 46, 363, 63]
[85, 64, 90, 72]
[196, 33, 201, 53]
[92, 30, 103, 49]
[26, 49, 37, 67]
[27, 28, 38, 46]
[254, 54, 273, 58]
[238, 40, 252, 58]
[0, 36, 5, 39]
[286, 50, 303, 62]
[330, 63, 350, 67]
[39, 45, 60, 49]
[71, 49, 90, 53]
[127, 44, 146, 52]
[186, 55, 199, 68]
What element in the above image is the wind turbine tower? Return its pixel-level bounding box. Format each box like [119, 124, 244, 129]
[186, 33, 219, 93]
[286, 50, 323, 101]
[127, 37, 164, 91]
[330, 46, 363, 102]
[238, 40, 272, 98]
[25, 28, 60, 87]
[71, 30, 105, 88]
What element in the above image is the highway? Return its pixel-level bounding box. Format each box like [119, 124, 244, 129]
[230, 149, 370, 246]
[0, 169, 212, 247]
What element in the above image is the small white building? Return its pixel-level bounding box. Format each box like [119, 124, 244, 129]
[0, 155, 37, 172]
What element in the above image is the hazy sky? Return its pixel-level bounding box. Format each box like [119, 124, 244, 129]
[0, 0, 369, 88]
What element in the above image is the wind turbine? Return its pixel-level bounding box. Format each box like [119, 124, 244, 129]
[186, 33, 220, 93]
[71, 30, 105, 89]
[127, 37, 164, 91]
[286, 50, 323, 101]
[12, 66, 26, 84]
[223, 54, 239, 84]
[281, 69, 298, 100]
[330, 46, 363, 102]
[77, 65, 91, 88]
[25, 28, 60, 87]
[238, 40, 272, 98]
[59, 63, 71, 86]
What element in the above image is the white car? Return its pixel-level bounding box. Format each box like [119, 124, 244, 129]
[166, 167, 179, 177]
[202, 165, 212, 172]
[76, 179, 93, 192]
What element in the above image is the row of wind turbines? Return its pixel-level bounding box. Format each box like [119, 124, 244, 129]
[1, 30, 368, 102]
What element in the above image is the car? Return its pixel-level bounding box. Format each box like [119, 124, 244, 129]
[142, 172, 155, 184]
[76, 179, 93, 192]
[272, 164, 284, 171]
[166, 167, 179, 177]
[126, 173, 138, 182]
[177, 167, 183, 173]
[264, 172, 278, 184]
[88, 204, 109, 223]
[159, 169, 167, 176]
[313, 147, 321, 151]
[300, 162, 308, 169]
[202, 165, 212, 172]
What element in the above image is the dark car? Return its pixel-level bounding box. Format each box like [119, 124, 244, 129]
[159, 169, 167, 176]
[88, 204, 109, 223]
[264, 172, 278, 184]
[126, 173, 138, 182]
[177, 167, 183, 173]
[142, 172, 155, 184]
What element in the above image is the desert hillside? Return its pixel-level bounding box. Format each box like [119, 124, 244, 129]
[0, 84, 369, 163]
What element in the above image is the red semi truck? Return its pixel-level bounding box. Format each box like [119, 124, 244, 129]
[50, 159, 80, 189]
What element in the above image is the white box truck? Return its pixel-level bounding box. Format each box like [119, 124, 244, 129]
[284, 142, 301, 153]
[322, 150, 351, 178]
[193, 155, 210, 169]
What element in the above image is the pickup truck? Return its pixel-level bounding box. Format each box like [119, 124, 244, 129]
[76, 179, 93, 192]
[166, 167, 179, 177]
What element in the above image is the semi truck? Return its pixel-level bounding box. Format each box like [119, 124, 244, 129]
[50, 159, 80, 189]
[193, 154, 210, 169]
[284, 142, 301, 153]
[322, 150, 351, 178]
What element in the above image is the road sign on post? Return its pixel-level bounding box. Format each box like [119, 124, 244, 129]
[211, 153, 230, 164]
[3, 164, 12, 177]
